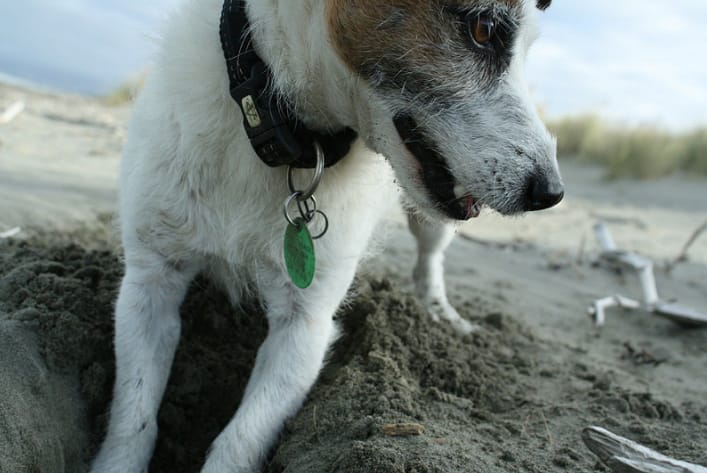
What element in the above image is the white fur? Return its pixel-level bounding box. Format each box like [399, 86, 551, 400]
[91, 1, 557, 472]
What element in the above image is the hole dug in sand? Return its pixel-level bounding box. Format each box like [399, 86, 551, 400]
[0, 239, 705, 473]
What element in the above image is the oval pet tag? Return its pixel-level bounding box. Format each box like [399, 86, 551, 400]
[284, 218, 316, 289]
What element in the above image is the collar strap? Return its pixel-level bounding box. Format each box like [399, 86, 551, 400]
[219, 0, 356, 169]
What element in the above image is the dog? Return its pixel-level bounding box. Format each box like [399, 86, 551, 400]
[91, 0, 562, 471]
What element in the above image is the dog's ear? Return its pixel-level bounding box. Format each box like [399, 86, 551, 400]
[536, 0, 551, 11]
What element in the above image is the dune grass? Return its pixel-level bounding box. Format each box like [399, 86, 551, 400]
[101, 78, 706, 181]
[548, 115, 707, 179]
[102, 75, 146, 106]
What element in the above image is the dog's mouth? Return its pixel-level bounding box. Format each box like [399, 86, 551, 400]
[393, 114, 481, 220]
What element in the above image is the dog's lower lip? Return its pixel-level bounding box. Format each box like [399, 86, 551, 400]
[460, 195, 481, 219]
[393, 114, 478, 220]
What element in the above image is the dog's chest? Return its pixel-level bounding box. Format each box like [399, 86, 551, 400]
[188, 140, 398, 267]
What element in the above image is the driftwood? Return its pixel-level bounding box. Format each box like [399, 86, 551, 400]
[583, 426, 707, 473]
[589, 223, 707, 328]
[0, 101, 25, 124]
[0, 227, 21, 239]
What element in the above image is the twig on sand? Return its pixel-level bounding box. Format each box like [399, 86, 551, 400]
[312, 406, 320, 444]
[0, 227, 21, 239]
[666, 219, 707, 273]
[457, 233, 495, 247]
[576, 232, 587, 265]
[539, 410, 555, 448]
[621, 342, 667, 366]
[0, 101, 25, 124]
[582, 426, 707, 473]
[380, 423, 425, 437]
[519, 409, 555, 447]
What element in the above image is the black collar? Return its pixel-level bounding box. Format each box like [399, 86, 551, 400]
[219, 0, 357, 169]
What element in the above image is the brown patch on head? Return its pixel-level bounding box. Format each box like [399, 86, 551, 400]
[327, 1, 436, 75]
[326, 0, 524, 105]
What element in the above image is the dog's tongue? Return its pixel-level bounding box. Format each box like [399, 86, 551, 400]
[462, 195, 480, 220]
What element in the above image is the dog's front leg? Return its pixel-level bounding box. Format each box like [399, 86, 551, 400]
[91, 246, 198, 473]
[200, 261, 353, 473]
[407, 212, 477, 334]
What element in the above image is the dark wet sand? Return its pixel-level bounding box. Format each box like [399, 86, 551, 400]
[1, 234, 705, 473]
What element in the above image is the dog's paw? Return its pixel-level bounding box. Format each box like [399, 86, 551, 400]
[447, 316, 479, 335]
[424, 299, 479, 335]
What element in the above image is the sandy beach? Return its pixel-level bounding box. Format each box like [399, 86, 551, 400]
[1, 82, 705, 472]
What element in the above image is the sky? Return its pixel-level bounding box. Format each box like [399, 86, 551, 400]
[1, 1, 706, 130]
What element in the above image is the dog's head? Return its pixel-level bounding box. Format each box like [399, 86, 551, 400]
[327, 0, 563, 220]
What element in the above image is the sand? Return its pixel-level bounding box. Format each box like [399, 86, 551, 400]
[1, 83, 706, 473]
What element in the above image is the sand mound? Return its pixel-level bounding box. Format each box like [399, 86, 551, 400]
[1, 238, 705, 473]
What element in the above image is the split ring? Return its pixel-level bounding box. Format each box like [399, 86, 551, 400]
[283, 192, 303, 226]
[297, 195, 317, 222]
[284, 192, 319, 226]
[287, 141, 324, 202]
[311, 211, 329, 240]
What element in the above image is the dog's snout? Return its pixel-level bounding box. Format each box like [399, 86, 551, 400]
[525, 173, 564, 211]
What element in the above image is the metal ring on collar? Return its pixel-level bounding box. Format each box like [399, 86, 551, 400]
[310, 210, 329, 240]
[287, 141, 324, 202]
[284, 192, 319, 227]
[297, 195, 317, 222]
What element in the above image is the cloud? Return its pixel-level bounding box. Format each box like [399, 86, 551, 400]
[1, 0, 706, 128]
[527, 0, 707, 129]
[0, 0, 177, 94]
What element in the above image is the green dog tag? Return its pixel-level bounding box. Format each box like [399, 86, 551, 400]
[284, 218, 316, 289]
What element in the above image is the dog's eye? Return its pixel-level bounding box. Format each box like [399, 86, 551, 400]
[468, 14, 495, 47]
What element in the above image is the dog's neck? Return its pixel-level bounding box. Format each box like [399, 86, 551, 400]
[244, 0, 361, 133]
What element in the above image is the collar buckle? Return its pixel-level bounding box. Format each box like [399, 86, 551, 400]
[220, 0, 356, 169]
[229, 63, 302, 167]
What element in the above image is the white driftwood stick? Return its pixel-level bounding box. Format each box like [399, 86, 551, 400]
[595, 222, 618, 251]
[583, 426, 707, 473]
[0, 227, 21, 239]
[588, 295, 641, 326]
[595, 224, 659, 305]
[0, 101, 25, 124]
[652, 301, 707, 328]
[592, 222, 707, 326]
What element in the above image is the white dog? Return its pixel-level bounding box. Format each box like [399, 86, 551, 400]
[91, 0, 562, 471]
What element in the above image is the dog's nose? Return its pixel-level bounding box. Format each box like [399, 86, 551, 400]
[525, 174, 564, 211]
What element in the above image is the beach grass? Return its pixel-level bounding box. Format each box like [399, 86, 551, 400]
[548, 115, 707, 179]
[100, 78, 707, 181]
[103, 75, 145, 106]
